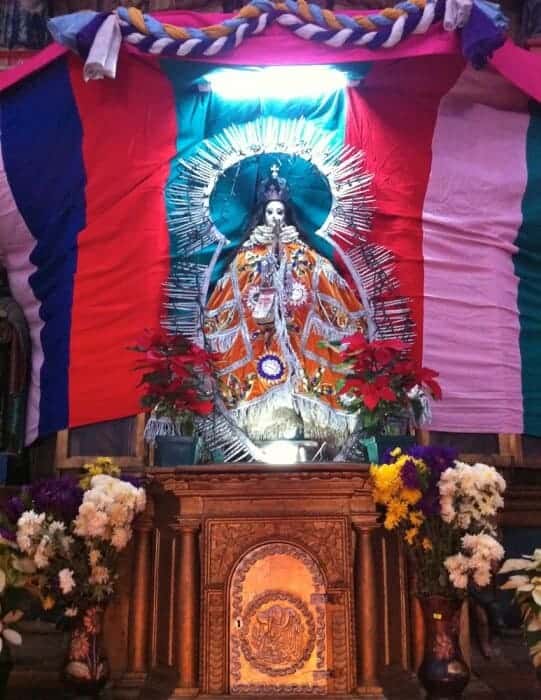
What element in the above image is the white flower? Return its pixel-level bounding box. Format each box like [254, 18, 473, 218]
[34, 536, 53, 570]
[88, 549, 101, 567]
[444, 553, 469, 590]
[473, 566, 491, 587]
[16, 511, 46, 554]
[75, 475, 145, 547]
[48, 520, 66, 535]
[65, 607, 78, 618]
[111, 528, 130, 551]
[58, 568, 76, 595]
[89, 565, 110, 585]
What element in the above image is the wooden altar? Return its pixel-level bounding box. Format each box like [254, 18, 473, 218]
[138, 464, 384, 700]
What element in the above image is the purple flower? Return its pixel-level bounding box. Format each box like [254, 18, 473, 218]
[401, 459, 420, 490]
[4, 496, 25, 524]
[418, 491, 440, 517]
[0, 527, 15, 542]
[406, 445, 457, 483]
[29, 476, 83, 523]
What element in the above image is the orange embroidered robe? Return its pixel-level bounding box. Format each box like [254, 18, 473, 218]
[204, 226, 367, 443]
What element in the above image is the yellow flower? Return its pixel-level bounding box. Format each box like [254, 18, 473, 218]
[422, 538, 433, 551]
[402, 488, 422, 506]
[371, 463, 402, 504]
[95, 457, 112, 466]
[390, 447, 402, 458]
[404, 527, 419, 545]
[384, 512, 399, 530]
[42, 595, 55, 610]
[80, 456, 121, 489]
[384, 499, 408, 529]
[409, 510, 425, 528]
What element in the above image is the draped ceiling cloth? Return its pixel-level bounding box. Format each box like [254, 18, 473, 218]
[1, 13, 541, 445]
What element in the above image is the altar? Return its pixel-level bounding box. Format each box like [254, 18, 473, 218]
[132, 464, 391, 700]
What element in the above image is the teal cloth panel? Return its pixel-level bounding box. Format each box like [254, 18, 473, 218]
[515, 103, 541, 436]
[160, 61, 350, 285]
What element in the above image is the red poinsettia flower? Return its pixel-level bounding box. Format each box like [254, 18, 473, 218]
[416, 367, 442, 400]
[331, 331, 442, 433]
[132, 329, 214, 420]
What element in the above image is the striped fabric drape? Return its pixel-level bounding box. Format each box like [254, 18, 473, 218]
[1, 21, 541, 444]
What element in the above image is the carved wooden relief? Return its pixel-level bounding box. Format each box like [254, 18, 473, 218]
[240, 591, 315, 676]
[229, 543, 327, 694]
[330, 595, 349, 694]
[207, 591, 226, 694]
[207, 518, 347, 585]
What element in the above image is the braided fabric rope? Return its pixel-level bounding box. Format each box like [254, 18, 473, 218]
[115, 0, 445, 58]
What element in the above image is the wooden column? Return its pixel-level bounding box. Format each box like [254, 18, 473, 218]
[172, 518, 200, 697]
[128, 515, 153, 675]
[353, 520, 384, 698]
[407, 565, 424, 672]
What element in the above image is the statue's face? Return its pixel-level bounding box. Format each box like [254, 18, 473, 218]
[264, 200, 286, 228]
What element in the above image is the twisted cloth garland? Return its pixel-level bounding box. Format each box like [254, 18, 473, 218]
[117, 0, 443, 55]
[49, 0, 508, 67]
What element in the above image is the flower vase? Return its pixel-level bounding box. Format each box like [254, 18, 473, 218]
[155, 434, 197, 466]
[0, 645, 13, 700]
[417, 596, 470, 700]
[62, 604, 110, 697]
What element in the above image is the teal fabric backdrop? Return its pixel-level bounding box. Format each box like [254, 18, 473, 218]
[161, 60, 349, 286]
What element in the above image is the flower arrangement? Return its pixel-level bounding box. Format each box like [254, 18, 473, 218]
[0, 536, 28, 656]
[0, 458, 146, 617]
[328, 332, 441, 435]
[371, 446, 506, 597]
[132, 328, 214, 441]
[499, 549, 541, 670]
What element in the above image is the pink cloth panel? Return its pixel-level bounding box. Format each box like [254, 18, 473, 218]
[422, 67, 528, 433]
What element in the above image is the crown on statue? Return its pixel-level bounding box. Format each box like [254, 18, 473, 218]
[257, 163, 289, 204]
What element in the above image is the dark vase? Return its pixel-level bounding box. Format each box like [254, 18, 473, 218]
[417, 595, 470, 700]
[357, 434, 415, 462]
[0, 645, 13, 700]
[155, 435, 196, 466]
[62, 604, 109, 697]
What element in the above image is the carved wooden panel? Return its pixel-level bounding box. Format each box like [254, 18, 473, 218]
[207, 518, 348, 586]
[206, 590, 227, 694]
[229, 543, 327, 695]
[329, 591, 349, 693]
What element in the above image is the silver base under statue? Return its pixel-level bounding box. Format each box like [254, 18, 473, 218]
[255, 439, 328, 464]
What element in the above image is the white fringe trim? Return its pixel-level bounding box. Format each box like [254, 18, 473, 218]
[143, 414, 182, 445]
[230, 386, 358, 446]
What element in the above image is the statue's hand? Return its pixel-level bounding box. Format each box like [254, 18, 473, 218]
[280, 225, 298, 242]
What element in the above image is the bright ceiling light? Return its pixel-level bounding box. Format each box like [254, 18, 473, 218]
[204, 66, 348, 99]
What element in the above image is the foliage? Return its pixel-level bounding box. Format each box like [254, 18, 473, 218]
[0, 459, 146, 620]
[500, 549, 541, 668]
[371, 446, 505, 597]
[327, 332, 441, 435]
[0, 536, 28, 654]
[132, 328, 214, 435]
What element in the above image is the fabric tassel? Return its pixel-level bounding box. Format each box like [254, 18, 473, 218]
[143, 414, 181, 445]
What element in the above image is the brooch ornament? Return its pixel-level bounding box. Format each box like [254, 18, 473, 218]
[257, 354, 285, 382]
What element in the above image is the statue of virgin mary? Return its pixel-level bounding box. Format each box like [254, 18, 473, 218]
[204, 165, 367, 447]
